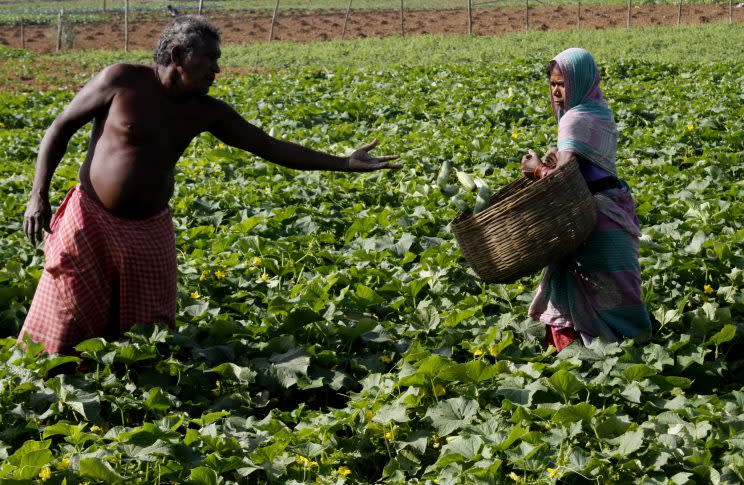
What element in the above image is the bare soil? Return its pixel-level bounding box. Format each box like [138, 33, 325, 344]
[0, 4, 741, 54]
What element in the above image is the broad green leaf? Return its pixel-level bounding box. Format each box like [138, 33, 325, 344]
[425, 398, 479, 436]
[373, 403, 409, 424]
[621, 383, 642, 403]
[552, 403, 597, 425]
[211, 363, 257, 384]
[74, 338, 108, 354]
[78, 457, 125, 484]
[706, 324, 737, 346]
[614, 429, 644, 456]
[4, 440, 53, 480]
[439, 435, 484, 461]
[623, 364, 657, 382]
[188, 466, 219, 485]
[438, 360, 502, 384]
[144, 387, 174, 412]
[548, 370, 586, 403]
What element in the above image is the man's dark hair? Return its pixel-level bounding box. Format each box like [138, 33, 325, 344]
[153, 15, 220, 66]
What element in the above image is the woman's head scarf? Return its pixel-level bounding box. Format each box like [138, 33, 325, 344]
[551, 48, 618, 176]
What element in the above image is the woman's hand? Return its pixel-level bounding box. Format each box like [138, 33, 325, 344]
[521, 149, 542, 178]
[543, 147, 559, 168]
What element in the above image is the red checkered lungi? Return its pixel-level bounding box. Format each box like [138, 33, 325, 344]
[18, 185, 177, 354]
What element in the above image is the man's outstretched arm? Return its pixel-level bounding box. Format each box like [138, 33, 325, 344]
[207, 99, 400, 172]
[25, 65, 122, 245]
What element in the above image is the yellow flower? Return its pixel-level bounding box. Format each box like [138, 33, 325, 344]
[704, 284, 714, 295]
[251, 256, 263, 266]
[337, 466, 352, 477]
[488, 344, 499, 356]
[547, 467, 559, 477]
[199, 270, 211, 281]
[190, 291, 201, 299]
[472, 348, 484, 357]
[378, 355, 392, 364]
[508, 471, 520, 481]
[217, 143, 226, 149]
[260, 272, 270, 282]
[433, 384, 446, 397]
[295, 455, 318, 467]
[56, 457, 71, 471]
[384, 431, 394, 440]
[365, 409, 375, 420]
[687, 123, 694, 131]
[90, 425, 101, 433]
[39, 467, 52, 481]
[215, 270, 226, 279]
[511, 130, 520, 139]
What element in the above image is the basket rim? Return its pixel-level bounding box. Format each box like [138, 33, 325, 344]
[450, 159, 586, 229]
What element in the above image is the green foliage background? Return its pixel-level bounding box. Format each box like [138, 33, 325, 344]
[0, 24, 742, 484]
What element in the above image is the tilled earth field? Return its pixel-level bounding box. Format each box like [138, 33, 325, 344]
[0, 4, 742, 54]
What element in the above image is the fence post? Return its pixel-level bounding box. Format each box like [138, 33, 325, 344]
[400, 0, 405, 36]
[729, 0, 732, 24]
[677, 0, 682, 25]
[341, 0, 352, 39]
[103, 0, 106, 12]
[20, 20, 25, 49]
[467, 0, 473, 34]
[525, 0, 529, 32]
[124, 0, 129, 52]
[198, 0, 203, 15]
[577, 0, 581, 28]
[56, 9, 64, 52]
[626, 0, 631, 28]
[269, 0, 279, 41]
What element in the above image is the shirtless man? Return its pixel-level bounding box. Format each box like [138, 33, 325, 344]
[19, 16, 399, 354]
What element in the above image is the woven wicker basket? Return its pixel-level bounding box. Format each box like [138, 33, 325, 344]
[451, 159, 597, 283]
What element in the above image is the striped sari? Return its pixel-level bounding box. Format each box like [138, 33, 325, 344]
[529, 48, 652, 351]
[529, 180, 652, 349]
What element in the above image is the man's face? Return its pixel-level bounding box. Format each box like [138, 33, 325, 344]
[178, 37, 221, 95]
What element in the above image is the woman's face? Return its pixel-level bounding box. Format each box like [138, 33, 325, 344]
[550, 66, 565, 110]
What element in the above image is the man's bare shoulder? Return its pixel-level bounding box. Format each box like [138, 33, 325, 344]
[93, 63, 155, 88]
[196, 95, 237, 118]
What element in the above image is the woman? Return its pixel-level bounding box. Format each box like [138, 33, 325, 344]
[521, 48, 652, 352]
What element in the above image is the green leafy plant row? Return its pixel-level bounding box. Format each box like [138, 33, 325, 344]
[0, 55, 741, 483]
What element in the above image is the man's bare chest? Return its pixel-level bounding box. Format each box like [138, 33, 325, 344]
[106, 90, 209, 146]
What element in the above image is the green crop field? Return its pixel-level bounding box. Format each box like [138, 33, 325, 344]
[0, 23, 742, 484]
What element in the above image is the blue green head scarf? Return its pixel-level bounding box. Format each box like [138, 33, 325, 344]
[551, 48, 618, 176]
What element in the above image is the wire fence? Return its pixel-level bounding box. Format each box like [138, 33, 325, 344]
[0, 0, 740, 53]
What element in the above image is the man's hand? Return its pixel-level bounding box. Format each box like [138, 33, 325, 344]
[24, 194, 52, 246]
[346, 139, 400, 172]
